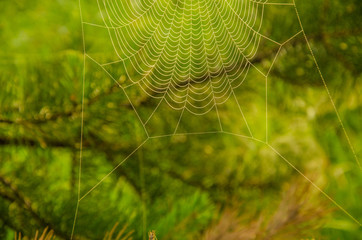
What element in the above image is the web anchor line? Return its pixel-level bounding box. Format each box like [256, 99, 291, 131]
[73, 132, 362, 228]
[71, 0, 86, 239]
[292, 0, 361, 170]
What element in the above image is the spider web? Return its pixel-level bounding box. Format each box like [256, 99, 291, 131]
[71, 0, 361, 238]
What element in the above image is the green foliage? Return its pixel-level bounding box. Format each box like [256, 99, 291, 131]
[0, 0, 361, 239]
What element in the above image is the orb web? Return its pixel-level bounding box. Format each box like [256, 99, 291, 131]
[71, 0, 361, 239]
[97, 0, 269, 116]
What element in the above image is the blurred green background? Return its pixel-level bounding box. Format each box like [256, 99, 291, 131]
[0, 0, 361, 239]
